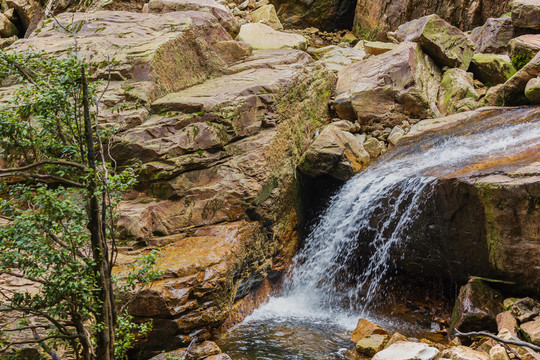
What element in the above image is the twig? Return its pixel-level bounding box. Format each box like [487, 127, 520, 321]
[455, 330, 540, 352]
[0, 160, 87, 172]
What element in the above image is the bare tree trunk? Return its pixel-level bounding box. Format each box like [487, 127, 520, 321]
[81, 64, 115, 360]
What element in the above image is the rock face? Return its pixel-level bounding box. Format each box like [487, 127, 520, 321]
[394, 107, 540, 292]
[512, 0, 540, 30]
[450, 279, 504, 334]
[395, 15, 475, 70]
[236, 23, 308, 50]
[353, 0, 511, 39]
[271, 0, 358, 31]
[6, 8, 336, 358]
[333, 42, 441, 131]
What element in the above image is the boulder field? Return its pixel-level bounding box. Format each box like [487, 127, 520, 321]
[1, 0, 540, 358]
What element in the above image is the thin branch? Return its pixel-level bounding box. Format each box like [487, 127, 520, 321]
[455, 330, 540, 352]
[0, 172, 86, 188]
[0, 160, 87, 173]
[1, 270, 49, 285]
[2, 325, 51, 332]
[47, 232, 90, 261]
[0, 334, 79, 353]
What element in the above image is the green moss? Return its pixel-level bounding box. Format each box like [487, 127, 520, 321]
[512, 53, 533, 71]
[256, 176, 278, 205]
[476, 183, 503, 270]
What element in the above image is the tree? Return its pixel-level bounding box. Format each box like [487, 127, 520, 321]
[0, 48, 158, 359]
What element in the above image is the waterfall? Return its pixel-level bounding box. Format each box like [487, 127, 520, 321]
[246, 107, 540, 329]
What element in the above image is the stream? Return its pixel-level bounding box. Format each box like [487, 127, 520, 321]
[219, 108, 540, 359]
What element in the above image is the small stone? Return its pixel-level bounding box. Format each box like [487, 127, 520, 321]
[525, 77, 540, 104]
[511, 297, 540, 323]
[385, 333, 408, 348]
[351, 318, 390, 343]
[520, 316, 540, 345]
[441, 345, 490, 360]
[489, 345, 510, 360]
[388, 126, 405, 145]
[356, 334, 388, 357]
[363, 137, 383, 158]
[503, 298, 520, 311]
[496, 311, 518, 336]
[363, 41, 397, 55]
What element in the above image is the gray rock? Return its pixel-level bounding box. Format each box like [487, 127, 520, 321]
[388, 126, 405, 145]
[469, 17, 515, 54]
[521, 316, 540, 346]
[511, 297, 540, 323]
[237, 23, 308, 50]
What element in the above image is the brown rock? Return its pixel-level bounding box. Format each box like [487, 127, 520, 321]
[6, 0, 41, 35]
[356, 334, 388, 357]
[511, 297, 540, 323]
[385, 332, 408, 347]
[450, 279, 504, 334]
[496, 311, 519, 336]
[350, 318, 390, 343]
[333, 42, 441, 130]
[271, 0, 357, 31]
[520, 316, 540, 345]
[250, 4, 283, 30]
[363, 41, 398, 55]
[469, 17, 517, 54]
[489, 345, 510, 360]
[395, 14, 475, 70]
[353, 0, 511, 40]
[0, 13, 17, 37]
[508, 35, 540, 70]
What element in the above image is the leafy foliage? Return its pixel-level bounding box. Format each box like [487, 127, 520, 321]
[0, 50, 158, 359]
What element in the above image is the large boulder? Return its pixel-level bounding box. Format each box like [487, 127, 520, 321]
[236, 23, 307, 50]
[333, 42, 441, 130]
[10, 11, 248, 100]
[437, 68, 479, 116]
[394, 107, 540, 292]
[469, 17, 518, 54]
[512, 0, 540, 30]
[372, 341, 440, 360]
[353, 0, 511, 40]
[450, 279, 504, 334]
[469, 54, 517, 86]
[146, 0, 239, 33]
[395, 14, 475, 70]
[509, 34, 540, 70]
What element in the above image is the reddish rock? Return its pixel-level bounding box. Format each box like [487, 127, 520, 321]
[350, 318, 390, 343]
[496, 311, 519, 336]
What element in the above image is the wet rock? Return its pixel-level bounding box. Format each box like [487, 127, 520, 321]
[489, 345, 510, 360]
[356, 334, 388, 356]
[388, 126, 406, 145]
[363, 41, 398, 55]
[469, 17, 516, 54]
[333, 42, 441, 130]
[441, 345, 490, 360]
[318, 47, 366, 72]
[508, 35, 540, 70]
[485, 51, 540, 105]
[437, 68, 478, 116]
[373, 341, 440, 360]
[496, 311, 518, 336]
[237, 23, 307, 50]
[450, 279, 504, 334]
[512, 0, 540, 30]
[511, 297, 540, 323]
[525, 77, 540, 104]
[298, 122, 370, 180]
[146, 0, 238, 33]
[469, 54, 516, 86]
[250, 4, 282, 30]
[521, 316, 540, 345]
[395, 14, 475, 70]
[350, 318, 390, 343]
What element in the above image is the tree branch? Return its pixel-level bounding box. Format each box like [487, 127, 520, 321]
[0, 334, 79, 353]
[455, 330, 540, 352]
[0, 160, 87, 173]
[0, 173, 86, 188]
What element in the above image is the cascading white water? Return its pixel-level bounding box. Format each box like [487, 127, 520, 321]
[247, 108, 540, 327]
[219, 108, 540, 360]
